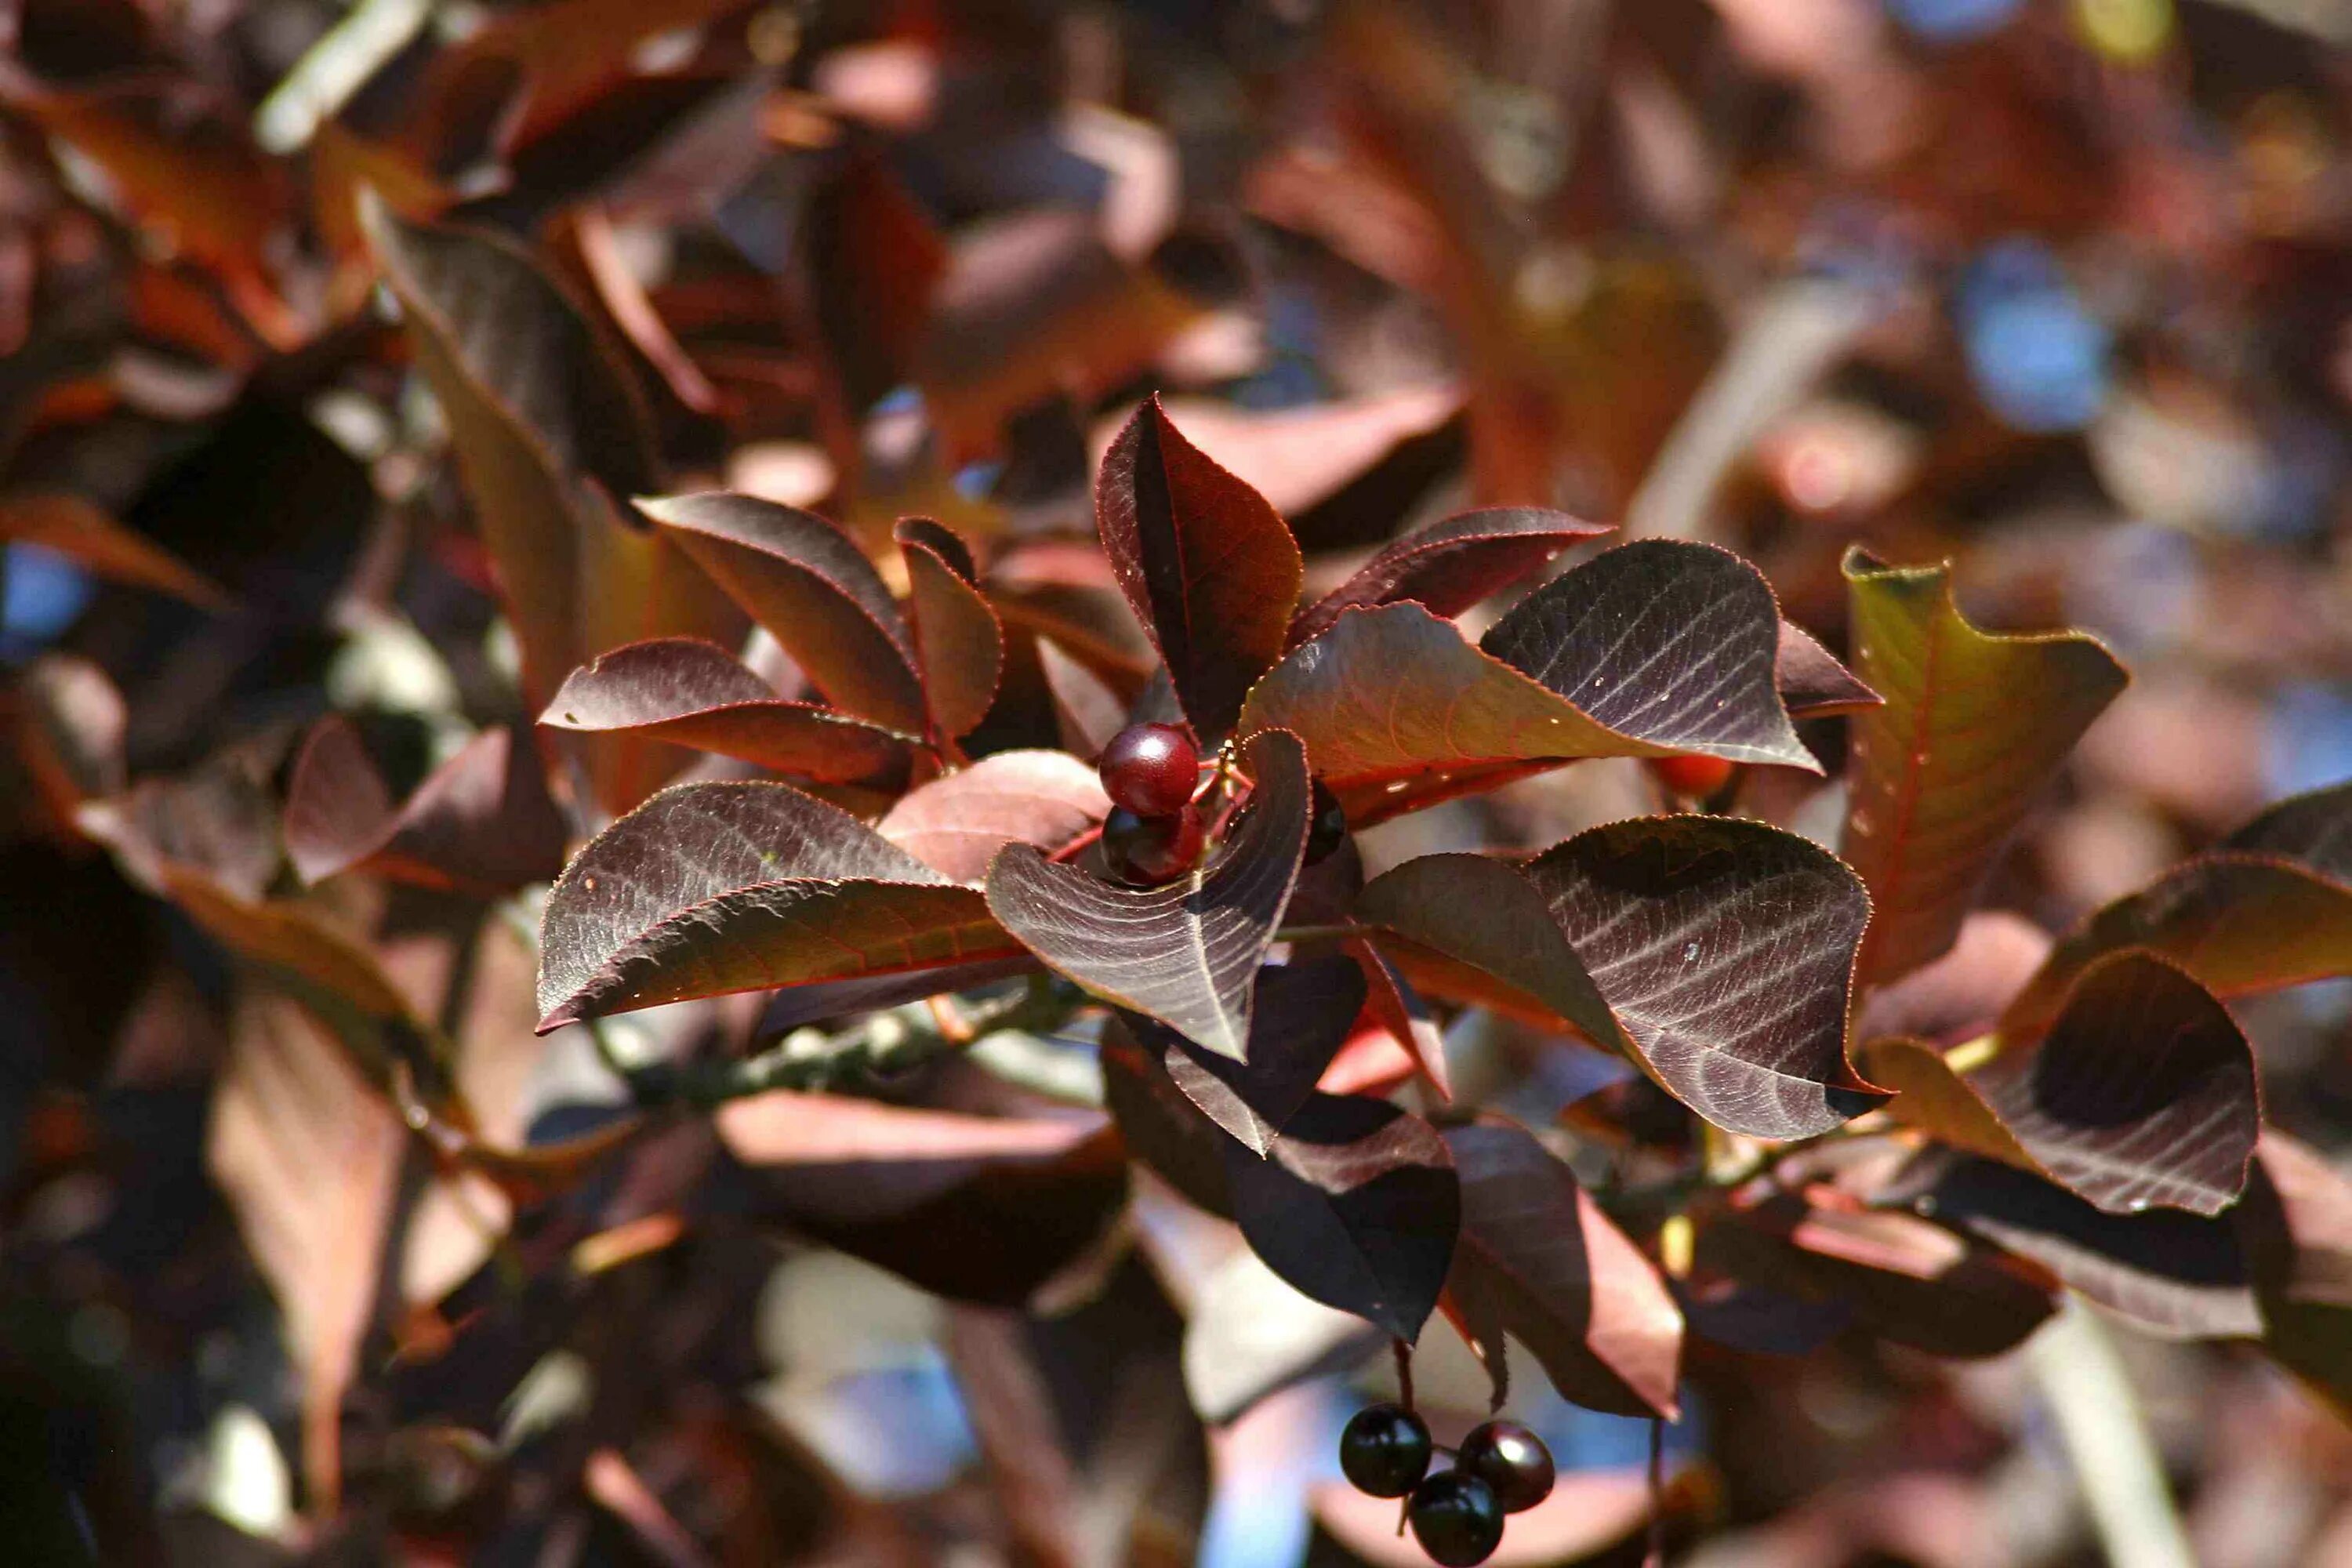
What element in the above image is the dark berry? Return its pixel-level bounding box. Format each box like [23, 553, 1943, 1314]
[1337, 1403, 1431, 1498]
[1406, 1471, 1504, 1566]
[1647, 752, 1736, 799]
[1304, 776, 1348, 865]
[1100, 805, 1203, 887]
[1098, 723, 1199, 817]
[1457, 1420, 1555, 1513]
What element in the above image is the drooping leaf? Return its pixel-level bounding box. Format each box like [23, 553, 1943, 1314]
[1034, 635, 1129, 759]
[1699, 1196, 2057, 1359]
[1285, 506, 1609, 647]
[1840, 550, 2126, 986]
[1240, 543, 1818, 826]
[2003, 779, 2352, 1040]
[1099, 1024, 1235, 1217]
[985, 728, 1312, 1060]
[1096, 397, 1304, 739]
[209, 996, 403, 1512]
[715, 1091, 1125, 1305]
[1221, 1091, 1459, 1342]
[0, 491, 230, 611]
[284, 719, 568, 895]
[1440, 1122, 1682, 1417]
[877, 749, 1109, 883]
[1867, 953, 2257, 1218]
[536, 781, 1019, 1030]
[2238, 1133, 2352, 1415]
[1893, 1153, 2259, 1339]
[1131, 956, 1367, 1156]
[539, 637, 915, 784]
[896, 518, 1004, 745]
[1359, 818, 1882, 1138]
[639, 492, 928, 734]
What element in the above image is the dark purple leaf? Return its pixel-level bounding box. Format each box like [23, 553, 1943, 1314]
[284, 718, 568, 894]
[1096, 397, 1304, 739]
[1894, 1153, 2260, 1339]
[1359, 818, 1882, 1139]
[1775, 619, 1880, 718]
[539, 637, 915, 783]
[985, 728, 1312, 1060]
[1867, 953, 2258, 1217]
[536, 781, 1019, 1030]
[1131, 956, 1367, 1156]
[640, 491, 928, 733]
[877, 749, 1108, 883]
[1221, 1092, 1459, 1342]
[1286, 506, 1610, 648]
[895, 518, 1004, 745]
[1439, 1122, 1682, 1417]
[1099, 1025, 1234, 1217]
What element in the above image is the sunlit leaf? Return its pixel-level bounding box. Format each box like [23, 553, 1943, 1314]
[896, 517, 1004, 745]
[1286, 506, 1609, 647]
[1867, 954, 2256, 1217]
[877, 749, 1108, 883]
[1775, 619, 1880, 718]
[539, 637, 914, 784]
[1359, 818, 1881, 1138]
[640, 492, 927, 734]
[1096, 397, 1304, 740]
[1841, 550, 2126, 986]
[1440, 1122, 1682, 1417]
[2004, 779, 2352, 1039]
[1221, 1091, 1459, 1342]
[985, 728, 1312, 1060]
[536, 780, 1019, 1030]
[1241, 542, 1817, 825]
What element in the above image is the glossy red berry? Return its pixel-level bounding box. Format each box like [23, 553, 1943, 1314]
[1098, 723, 1199, 817]
[1647, 752, 1736, 799]
[1338, 1403, 1431, 1498]
[1304, 776, 1348, 865]
[1457, 1420, 1555, 1514]
[1100, 805, 1203, 886]
[1406, 1471, 1504, 1566]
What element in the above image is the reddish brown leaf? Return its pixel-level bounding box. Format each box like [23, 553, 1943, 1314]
[1867, 953, 2258, 1218]
[985, 728, 1312, 1060]
[640, 492, 927, 734]
[1441, 1122, 1682, 1417]
[1348, 936, 1451, 1100]
[536, 781, 1018, 1030]
[0, 491, 230, 611]
[284, 718, 568, 895]
[877, 749, 1109, 883]
[1096, 397, 1304, 740]
[1775, 619, 1880, 718]
[539, 637, 914, 784]
[1131, 956, 1367, 1156]
[1359, 818, 1882, 1138]
[896, 517, 1004, 745]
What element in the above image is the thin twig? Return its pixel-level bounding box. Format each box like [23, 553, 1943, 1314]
[2025, 1298, 2197, 1568]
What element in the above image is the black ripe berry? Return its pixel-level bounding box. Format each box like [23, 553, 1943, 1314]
[1406, 1470, 1505, 1566]
[1100, 805, 1203, 887]
[1304, 776, 1348, 865]
[1098, 723, 1199, 817]
[1457, 1420, 1555, 1513]
[1337, 1403, 1431, 1498]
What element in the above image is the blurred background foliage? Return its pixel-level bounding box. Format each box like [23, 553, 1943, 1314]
[2, 0, 2352, 1563]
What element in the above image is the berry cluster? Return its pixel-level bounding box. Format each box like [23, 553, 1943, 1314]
[1339, 1404, 1556, 1566]
[1095, 724, 1349, 886]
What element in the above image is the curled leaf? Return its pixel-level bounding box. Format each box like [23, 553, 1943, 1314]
[1286, 506, 1609, 647]
[285, 718, 568, 894]
[877, 749, 1109, 883]
[896, 517, 1004, 744]
[985, 728, 1312, 1060]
